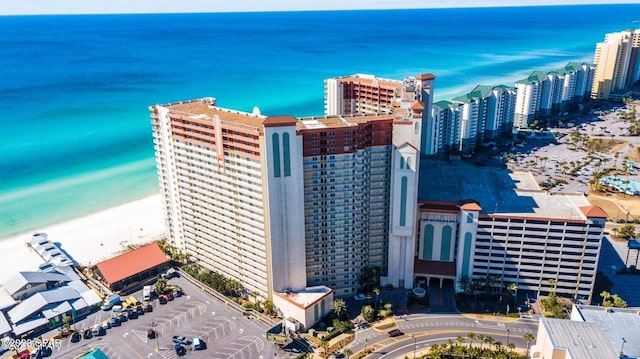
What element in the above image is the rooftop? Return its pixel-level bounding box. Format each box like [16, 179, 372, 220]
[418, 159, 593, 220]
[333, 73, 403, 88]
[95, 242, 168, 285]
[273, 286, 333, 310]
[540, 317, 617, 359]
[573, 305, 640, 358]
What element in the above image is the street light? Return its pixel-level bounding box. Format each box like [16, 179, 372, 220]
[152, 322, 160, 351]
[620, 337, 626, 356]
[412, 334, 416, 359]
[364, 338, 368, 356]
[506, 328, 511, 347]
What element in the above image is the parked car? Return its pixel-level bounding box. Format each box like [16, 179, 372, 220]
[147, 329, 156, 339]
[30, 347, 52, 358]
[159, 296, 167, 305]
[387, 329, 404, 337]
[193, 336, 206, 350]
[161, 268, 178, 279]
[175, 345, 186, 356]
[145, 303, 153, 312]
[118, 314, 128, 322]
[136, 306, 145, 315]
[110, 317, 121, 327]
[127, 309, 138, 320]
[102, 321, 111, 330]
[165, 292, 174, 301]
[172, 336, 191, 345]
[83, 329, 93, 339]
[70, 332, 81, 343]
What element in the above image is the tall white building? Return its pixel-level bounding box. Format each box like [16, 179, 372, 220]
[432, 100, 462, 153]
[151, 99, 307, 300]
[591, 29, 640, 100]
[451, 85, 516, 153]
[515, 63, 594, 128]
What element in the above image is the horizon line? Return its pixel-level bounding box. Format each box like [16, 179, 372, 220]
[1, 2, 639, 17]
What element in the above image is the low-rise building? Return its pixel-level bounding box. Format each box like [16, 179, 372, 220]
[272, 286, 333, 331]
[93, 242, 168, 292]
[0, 265, 101, 338]
[532, 317, 617, 359]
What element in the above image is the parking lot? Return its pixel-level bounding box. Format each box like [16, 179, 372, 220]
[40, 276, 277, 359]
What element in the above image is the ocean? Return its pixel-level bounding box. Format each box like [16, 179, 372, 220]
[1, 4, 639, 239]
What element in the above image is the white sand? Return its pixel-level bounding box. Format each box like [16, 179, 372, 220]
[0, 194, 166, 284]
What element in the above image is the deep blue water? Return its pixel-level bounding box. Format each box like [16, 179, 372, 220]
[1, 5, 639, 238]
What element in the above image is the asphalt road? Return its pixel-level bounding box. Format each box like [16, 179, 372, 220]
[344, 314, 539, 358]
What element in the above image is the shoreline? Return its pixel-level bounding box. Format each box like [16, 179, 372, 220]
[0, 194, 166, 284]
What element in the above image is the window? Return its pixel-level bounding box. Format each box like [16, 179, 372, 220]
[272, 133, 281, 177]
[283, 132, 291, 177]
[400, 176, 408, 226]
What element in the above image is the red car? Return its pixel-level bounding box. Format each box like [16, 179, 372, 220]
[387, 329, 404, 337]
[165, 292, 174, 301]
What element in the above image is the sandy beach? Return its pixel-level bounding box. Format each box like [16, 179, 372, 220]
[0, 194, 166, 284]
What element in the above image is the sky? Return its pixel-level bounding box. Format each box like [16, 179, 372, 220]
[0, 0, 638, 15]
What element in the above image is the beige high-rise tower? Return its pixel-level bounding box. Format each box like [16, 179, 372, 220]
[591, 29, 640, 100]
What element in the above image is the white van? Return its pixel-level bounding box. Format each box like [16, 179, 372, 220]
[112, 305, 123, 313]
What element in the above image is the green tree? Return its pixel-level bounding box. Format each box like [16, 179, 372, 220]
[601, 291, 628, 308]
[467, 332, 475, 349]
[458, 275, 472, 295]
[332, 298, 347, 319]
[361, 305, 375, 322]
[373, 287, 381, 310]
[154, 278, 168, 295]
[343, 348, 352, 359]
[618, 224, 636, 239]
[263, 300, 274, 316]
[523, 332, 535, 357]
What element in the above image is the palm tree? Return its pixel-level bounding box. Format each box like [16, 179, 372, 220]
[343, 348, 352, 359]
[373, 287, 381, 310]
[263, 300, 274, 317]
[467, 332, 475, 349]
[456, 335, 465, 347]
[507, 342, 516, 357]
[477, 334, 485, 351]
[523, 332, 535, 357]
[332, 298, 347, 319]
[485, 336, 495, 351]
[458, 276, 472, 295]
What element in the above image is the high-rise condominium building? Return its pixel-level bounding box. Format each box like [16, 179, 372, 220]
[591, 29, 640, 100]
[451, 85, 516, 153]
[514, 63, 594, 128]
[152, 74, 435, 300]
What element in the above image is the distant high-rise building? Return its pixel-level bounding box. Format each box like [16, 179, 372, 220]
[591, 29, 640, 100]
[451, 85, 516, 152]
[514, 63, 593, 128]
[432, 100, 462, 153]
[324, 74, 401, 116]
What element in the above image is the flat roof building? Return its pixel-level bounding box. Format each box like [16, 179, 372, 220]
[533, 317, 618, 359]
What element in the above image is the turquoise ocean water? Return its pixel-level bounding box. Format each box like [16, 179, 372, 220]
[1, 5, 639, 239]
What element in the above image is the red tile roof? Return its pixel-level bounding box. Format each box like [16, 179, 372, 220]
[411, 100, 425, 111]
[262, 115, 298, 127]
[580, 205, 608, 218]
[416, 73, 436, 81]
[460, 201, 482, 211]
[96, 242, 168, 285]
